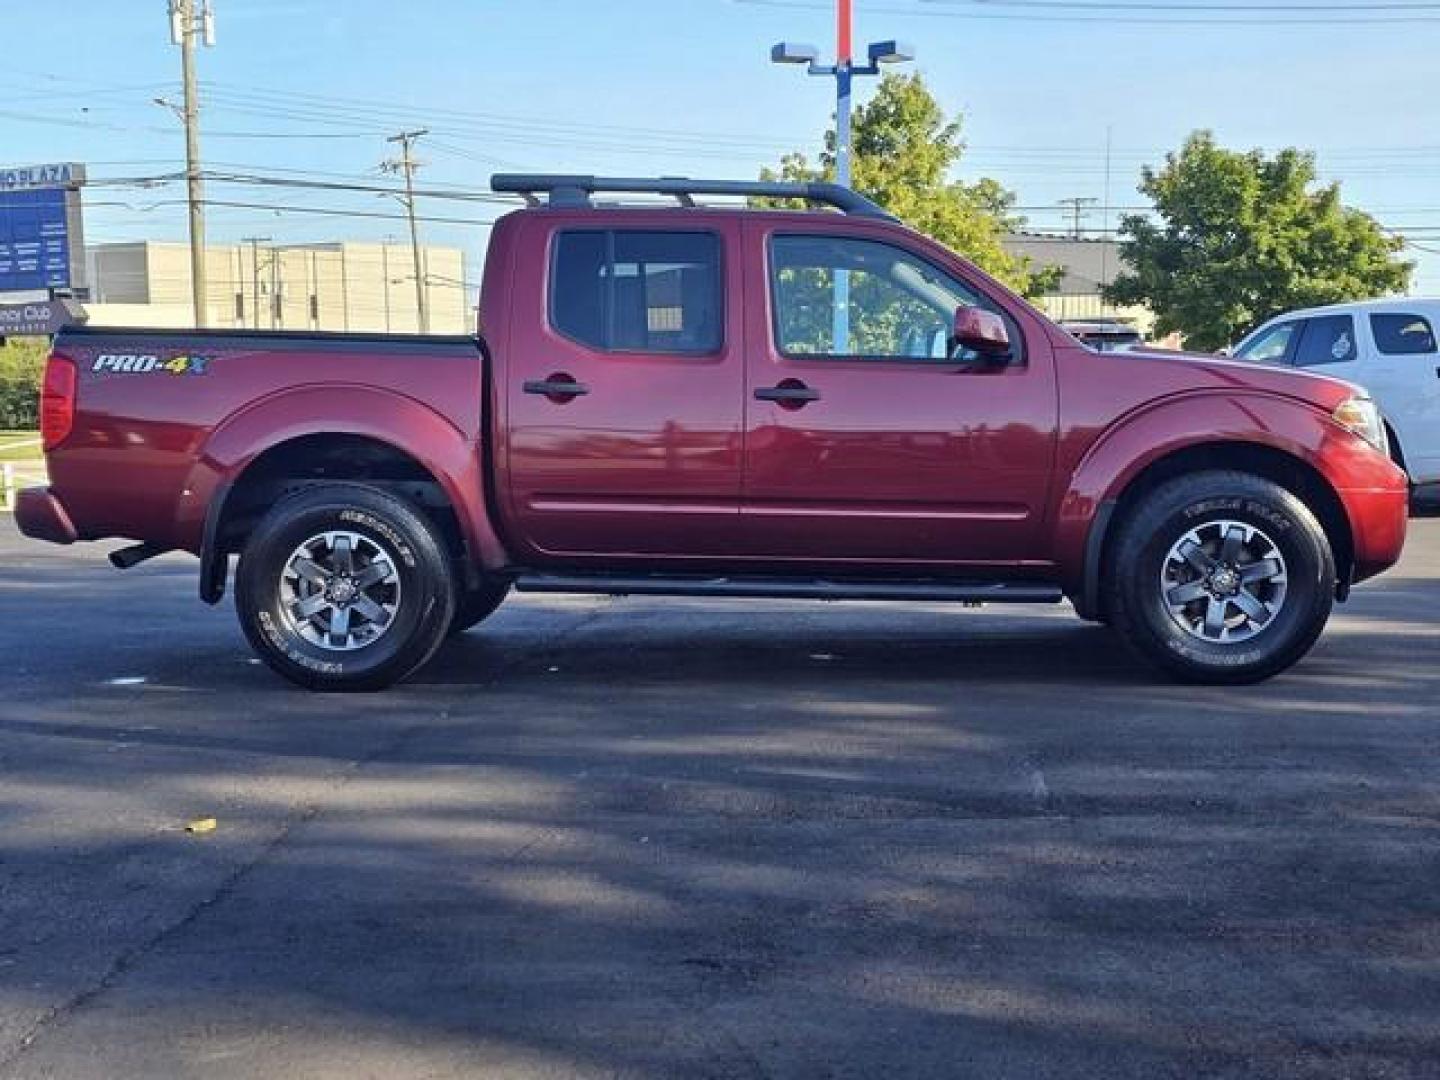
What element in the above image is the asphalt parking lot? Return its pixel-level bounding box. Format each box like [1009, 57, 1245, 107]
[1, 515, 1437, 1079]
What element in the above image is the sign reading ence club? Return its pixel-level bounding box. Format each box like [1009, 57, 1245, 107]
[0, 299, 84, 336]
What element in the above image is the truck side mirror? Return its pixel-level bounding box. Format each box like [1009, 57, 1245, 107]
[950, 307, 1011, 361]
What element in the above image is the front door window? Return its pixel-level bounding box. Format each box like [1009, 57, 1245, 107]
[769, 235, 994, 363]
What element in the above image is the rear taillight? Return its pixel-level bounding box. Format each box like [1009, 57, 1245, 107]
[40, 353, 77, 451]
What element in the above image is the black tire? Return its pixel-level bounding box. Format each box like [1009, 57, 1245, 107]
[447, 579, 511, 637]
[1105, 471, 1335, 684]
[235, 483, 456, 691]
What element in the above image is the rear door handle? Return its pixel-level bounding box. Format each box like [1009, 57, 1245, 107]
[754, 383, 820, 404]
[523, 375, 589, 398]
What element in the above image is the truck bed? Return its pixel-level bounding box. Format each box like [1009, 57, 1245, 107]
[45, 325, 486, 554]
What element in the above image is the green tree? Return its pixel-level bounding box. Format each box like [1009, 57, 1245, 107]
[760, 73, 1060, 298]
[0, 338, 48, 429]
[1104, 131, 1412, 351]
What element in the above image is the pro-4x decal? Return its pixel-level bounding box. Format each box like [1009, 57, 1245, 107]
[93, 353, 211, 375]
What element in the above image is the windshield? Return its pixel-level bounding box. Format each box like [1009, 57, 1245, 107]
[1234, 322, 1298, 364]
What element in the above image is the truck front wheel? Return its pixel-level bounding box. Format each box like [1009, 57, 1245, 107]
[235, 483, 456, 691]
[1106, 471, 1335, 684]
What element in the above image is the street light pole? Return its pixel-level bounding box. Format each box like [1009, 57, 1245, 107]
[835, 0, 854, 187]
[771, 19, 912, 190]
[833, 0, 854, 350]
[772, 10, 912, 351]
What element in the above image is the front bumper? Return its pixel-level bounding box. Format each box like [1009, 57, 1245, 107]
[14, 486, 79, 545]
[1341, 484, 1410, 583]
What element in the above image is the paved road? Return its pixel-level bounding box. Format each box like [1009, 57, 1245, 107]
[1, 516, 1437, 1079]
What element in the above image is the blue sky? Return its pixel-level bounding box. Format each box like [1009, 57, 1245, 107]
[6, 0, 1440, 291]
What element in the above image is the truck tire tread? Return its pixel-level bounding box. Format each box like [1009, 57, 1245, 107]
[235, 482, 456, 691]
[1105, 470, 1335, 684]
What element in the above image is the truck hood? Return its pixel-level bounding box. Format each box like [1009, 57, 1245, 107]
[1119, 347, 1364, 411]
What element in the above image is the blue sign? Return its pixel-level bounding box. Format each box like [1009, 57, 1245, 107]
[0, 188, 74, 292]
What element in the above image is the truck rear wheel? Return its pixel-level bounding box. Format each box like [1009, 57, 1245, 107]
[1106, 471, 1335, 684]
[235, 483, 456, 691]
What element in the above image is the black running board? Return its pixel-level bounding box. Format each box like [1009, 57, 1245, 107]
[513, 573, 1063, 604]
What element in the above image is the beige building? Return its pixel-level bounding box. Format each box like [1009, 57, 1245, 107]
[83, 241, 471, 334]
[1003, 232, 1165, 339]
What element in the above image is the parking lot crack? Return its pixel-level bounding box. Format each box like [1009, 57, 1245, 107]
[0, 794, 331, 1071]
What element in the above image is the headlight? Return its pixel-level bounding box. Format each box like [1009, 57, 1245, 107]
[1332, 395, 1388, 454]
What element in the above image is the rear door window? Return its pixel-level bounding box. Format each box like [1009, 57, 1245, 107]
[1293, 315, 1357, 368]
[1370, 312, 1437, 356]
[550, 230, 722, 354]
[1236, 322, 1298, 364]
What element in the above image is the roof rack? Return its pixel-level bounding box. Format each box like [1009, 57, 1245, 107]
[490, 174, 896, 221]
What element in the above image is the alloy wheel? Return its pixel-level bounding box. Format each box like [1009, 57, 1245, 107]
[1159, 520, 1289, 644]
[278, 531, 402, 651]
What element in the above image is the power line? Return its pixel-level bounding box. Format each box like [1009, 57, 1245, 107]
[68, 169, 1440, 236]
[196, 199, 501, 228]
[200, 81, 806, 150]
[201, 169, 518, 204]
[736, 0, 1440, 21]
[19, 65, 1440, 171]
[943, 0, 1440, 11]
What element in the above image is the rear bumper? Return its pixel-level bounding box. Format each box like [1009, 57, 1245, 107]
[14, 486, 79, 545]
[1340, 484, 1410, 583]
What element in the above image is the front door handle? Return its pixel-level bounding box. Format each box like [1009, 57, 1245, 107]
[523, 373, 589, 401]
[754, 380, 820, 406]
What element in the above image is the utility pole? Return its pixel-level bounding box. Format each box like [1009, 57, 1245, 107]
[242, 236, 269, 329]
[269, 245, 281, 329]
[168, 0, 214, 328]
[1100, 126, 1114, 315]
[381, 240, 393, 333]
[383, 130, 429, 334]
[1059, 196, 1099, 239]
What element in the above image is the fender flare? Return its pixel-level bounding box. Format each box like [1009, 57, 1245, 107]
[185, 384, 508, 603]
[1058, 392, 1348, 618]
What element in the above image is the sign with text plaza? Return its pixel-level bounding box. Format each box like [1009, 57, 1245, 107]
[0, 163, 85, 191]
[0, 163, 86, 294]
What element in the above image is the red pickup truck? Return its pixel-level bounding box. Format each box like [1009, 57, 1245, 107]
[17, 175, 1409, 690]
